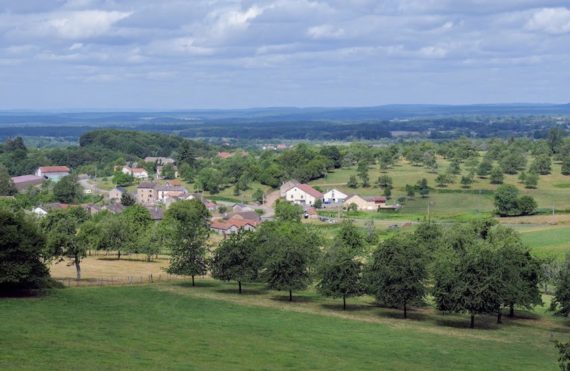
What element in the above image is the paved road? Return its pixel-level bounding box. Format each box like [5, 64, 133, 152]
[78, 175, 108, 196]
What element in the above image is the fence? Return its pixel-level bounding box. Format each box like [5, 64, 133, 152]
[55, 273, 187, 288]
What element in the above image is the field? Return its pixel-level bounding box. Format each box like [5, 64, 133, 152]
[310, 159, 570, 215]
[1, 280, 567, 370]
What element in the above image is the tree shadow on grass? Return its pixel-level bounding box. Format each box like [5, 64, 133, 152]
[321, 303, 373, 313]
[174, 280, 219, 289]
[270, 294, 314, 303]
[436, 316, 500, 330]
[215, 287, 269, 296]
[377, 309, 429, 322]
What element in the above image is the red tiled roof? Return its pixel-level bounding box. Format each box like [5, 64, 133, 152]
[131, 168, 147, 174]
[39, 166, 70, 173]
[211, 219, 259, 230]
[296, 184, 323, 198]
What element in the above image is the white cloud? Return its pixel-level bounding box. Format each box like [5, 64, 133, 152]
[419, 45, 448, 58]
[526, 7, 570, 34]
[307, 24, 346, 39]
[45, 10, 132, 39]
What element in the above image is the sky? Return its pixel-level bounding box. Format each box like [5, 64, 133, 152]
[0, 0, 569, 110]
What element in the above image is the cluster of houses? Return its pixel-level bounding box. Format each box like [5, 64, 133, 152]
[120, 157, 178, 181]
[279, 179, 400, 212]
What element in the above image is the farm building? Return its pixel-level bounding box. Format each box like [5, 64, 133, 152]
[35, 166, 70, 181]
[285, 184, 323, 206]
[323, 188, 348, 204]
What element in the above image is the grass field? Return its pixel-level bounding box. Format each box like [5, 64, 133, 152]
[1, 281, 567, 370]
[517, 226, 570, 260]
[310, 159, 570, 213]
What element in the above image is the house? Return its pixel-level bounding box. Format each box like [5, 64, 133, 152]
[232, 203, 255, 213]
[136, 182, 157, 205]
[157, 184, 188, 202]
[211, 219, 259, 235]
[144, 157, 175, 165]
[122, 166, 149, 180]
[323, 188, 348, 204]
[343, 195, 387, 211]
[202, 199, 217, 212]
[285, 184, 323, 206]
[11, 175, 44, 191]
[109, 187, 127, 201]
[35, 166, 70, 181]
[227, 211, 261, 222]
[280, 179, 300, 197]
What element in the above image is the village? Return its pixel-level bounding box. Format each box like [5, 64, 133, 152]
[12, 154, 401, 237]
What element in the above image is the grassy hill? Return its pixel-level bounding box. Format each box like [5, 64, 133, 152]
[0, 282, 565, 370]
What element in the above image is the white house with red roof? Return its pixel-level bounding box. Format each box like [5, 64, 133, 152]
[211, 219, 259, 236]
[284, 184, 323, 206]
[35, 166, 70, 181]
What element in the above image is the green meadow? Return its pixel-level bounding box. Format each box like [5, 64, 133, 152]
[0, 282, 566, 370]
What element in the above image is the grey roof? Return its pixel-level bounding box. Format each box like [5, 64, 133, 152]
[137, 182, 157, 189]
[145, 206, 164, 220]
[157, 185, 187, 192]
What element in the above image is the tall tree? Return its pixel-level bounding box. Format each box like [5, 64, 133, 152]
[551, 254, 570, 317]
[258, 222, 320, 301]
[275, 200, 303, 223]
[365, 234, 428, 318]
[42, 207, 89, 280]
[164, 200, 210, 286]
[53, 175, 82, 203]
[317, 246, 363, 310]
[0, 209, 50, 292]
[211, 230, 260, 293]
[0, 165, 17, 196]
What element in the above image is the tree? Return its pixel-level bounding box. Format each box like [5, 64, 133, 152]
[524, 172, 539, 189]
[435, 174, 449, 188]
[164, 200, 210, 286]
[548, 127, 566, 154]
[490, 166, 504, 184]
[161, 164, 176, 179]
[405, 184, 415, 199]
[433, 240, 504, 328]
[120, 192, 136, 206]
[477, 160, 493, 178]
[518, 195, 537, 216]
[554, 340, 570, 371]
[53, 175, 82, 203]
[211, 230, 260, 293]
[258, 222, 321, 301]
[313, 198, 323, 209]
[347, 175, 358, 188]
[335, 220, 365, 252]
[417, 178, 429, 198]
[531, 155, 552, 175]
[448, 159, 461, 175]
[112, 171, 134, 187]
[0, 209, 50, 292]
[551, 254, 570, 316]
[365, 234, 428, 318]
[357, 161, 370, 187]
[275, 200, 304, 222]
[489, 226, 542, 319]
[562, 157, 570, 176]
[42, 207, 89, 280]
[196, 168, 223, 194]
[0, 165, 17, 196]
[494, 184, 521, 216]
[460, 174, 473, 188]
[317, 246, 363, 310]
[252, 188, 264, 204]
[377, 175, 393, 189]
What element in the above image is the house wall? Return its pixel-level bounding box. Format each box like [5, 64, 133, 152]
[344, 196, 377, 211]
[137, 188, 157, 205]
[286, 187, 317, 205]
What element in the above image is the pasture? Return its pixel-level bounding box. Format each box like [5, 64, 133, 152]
[0, 281, 567, 370]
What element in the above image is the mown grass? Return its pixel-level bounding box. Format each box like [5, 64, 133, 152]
[0, 283, 566, 370]
[518, 226, 570, 260]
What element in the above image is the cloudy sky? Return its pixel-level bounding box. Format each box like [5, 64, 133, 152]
[1, 0, 569, 109]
